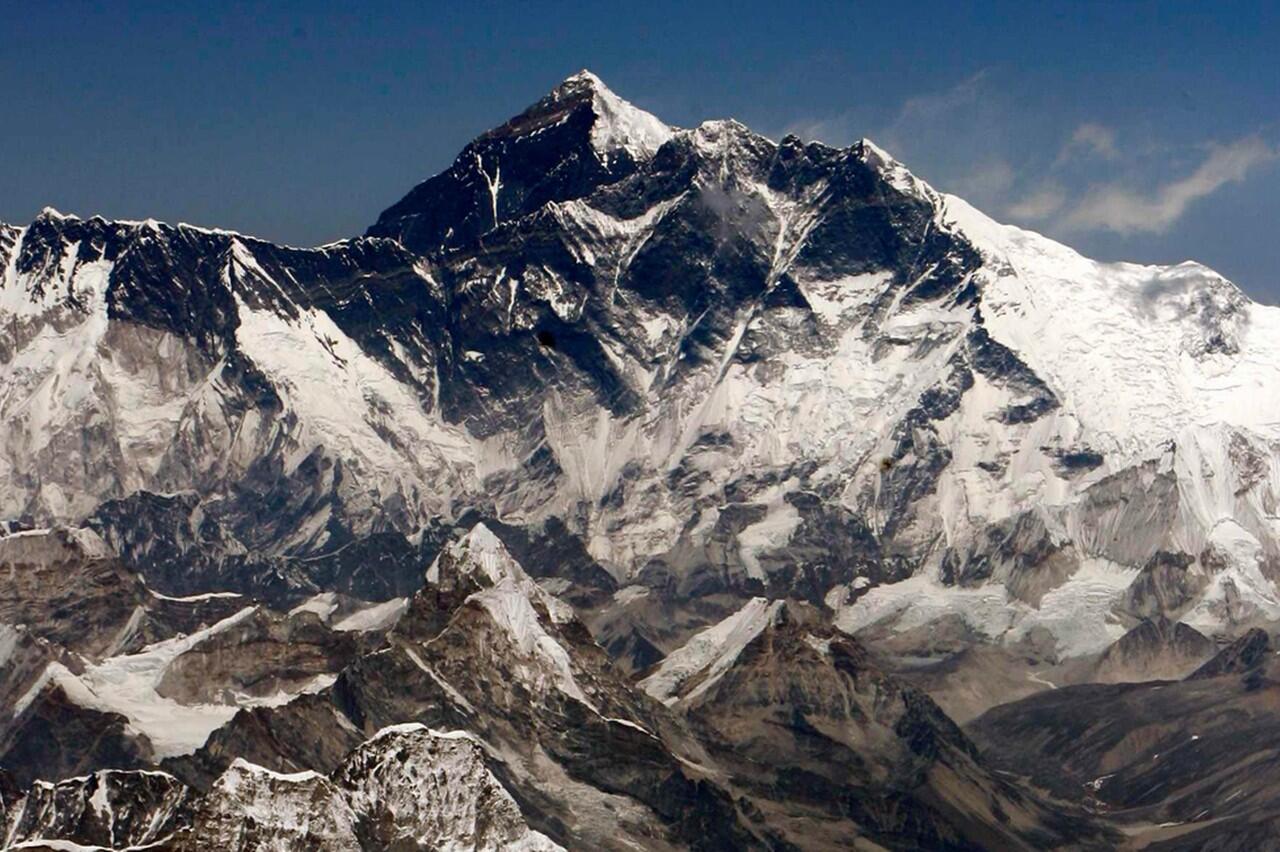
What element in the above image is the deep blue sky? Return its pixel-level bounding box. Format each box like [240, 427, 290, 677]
[3, 1, 1277, 299]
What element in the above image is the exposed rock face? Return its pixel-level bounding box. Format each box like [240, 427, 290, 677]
[940, 510, 1079, 607]
[642, 599, 1111, 850]
[968, 649, 1280, 844]
[157, 526, 761, 849]
[0, 769, 190, 848]
[1, 685, 155, 787]
[166, 693, 366, 792]
[153, 604, 369, 705]
[86, 490, 441, 608]
[323, 525, 760, 850]
[0, 526, 248, 658]
[183, 759, 360, 851]
[0, 527, 148, 657]
[1122, 551, 1206, 621]
[1092, 616, 1216, 683]
[2, 727, 563, 851]
[1187, 626, 1271, 679]
[48, 528, 1093, 849]
[368, 69, 672, 254]
[334, 725, 562, 851]
[0, 550, 389, 787]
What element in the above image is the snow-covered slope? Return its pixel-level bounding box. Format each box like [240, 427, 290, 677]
[16, 607, 259, 758]
[640, 597, 785, 705]
[0, 211, 478, 538]
[3, 69, 1280, 659]
[557, 69, 674, 161]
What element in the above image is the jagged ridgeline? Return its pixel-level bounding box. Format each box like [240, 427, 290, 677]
[2, 70, 1279, 850]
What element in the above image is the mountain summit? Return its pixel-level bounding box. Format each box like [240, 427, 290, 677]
[367, 69, 672, 252]
[519, 69, 674, 160]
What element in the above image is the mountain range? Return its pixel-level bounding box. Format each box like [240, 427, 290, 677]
[4, 69, 1280, 850]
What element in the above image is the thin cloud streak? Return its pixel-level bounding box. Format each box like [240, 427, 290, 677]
[776, 76, 1274, 245]
[1062, 136, 1276, 234]
[1054, 123, 1119, 167]
[877, 69, 991, 155]
[1007, 184, 1066, 220]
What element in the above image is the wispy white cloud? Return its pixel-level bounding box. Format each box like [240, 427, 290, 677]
[1055, 123, 1119, 166]
[871, 70, 1034, 214]
[1007, 184, 1067, 220]
[780, 114, 857, 147]
[778, 71, 991, 150]
[775, 75, 1273, 242]
[778, 71, 996, 163]
[1062, 136, 1276, 234]
[949, 161, 1017, 202]
[878, 70, 990, 154]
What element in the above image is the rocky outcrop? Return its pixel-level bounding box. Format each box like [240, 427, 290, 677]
[644, 599, 1112, 849]
[161, 526, 758, 849]
[1092, 616, 1216, 683]
[334, 725, 562, 851]
[2, 726, 560, 851]
[0, 542, 392, 788]
[968, 647, 1280, 838]
[1122, 551, 1205, 621]
[1, 683, 155, 787]
[136, 530, 1118, 848]
[0, 769, 190, 848]
[1187, 627, 1271, 680]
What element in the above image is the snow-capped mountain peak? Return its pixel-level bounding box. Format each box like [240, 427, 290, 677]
[551, 69, 674, 160]
[367, 72, 675, 252]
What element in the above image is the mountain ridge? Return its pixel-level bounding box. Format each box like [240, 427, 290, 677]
[6, 68, 1280, 849]
[5, 71, 1280, 656]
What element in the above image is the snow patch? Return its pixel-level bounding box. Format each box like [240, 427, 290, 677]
[289, 592, 339, 622]
[640, 598, 784, 705]
[21, 608, 260, 757]
[333, 597, 408, 632]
